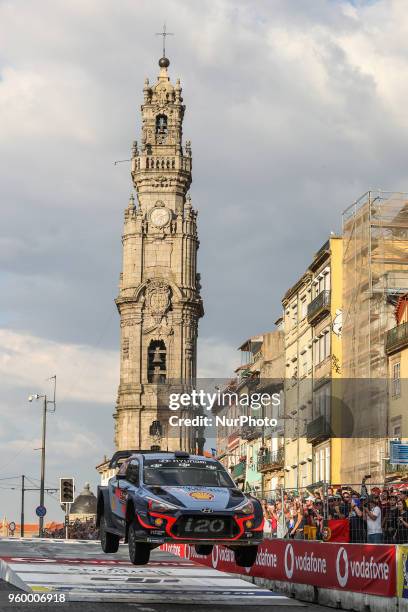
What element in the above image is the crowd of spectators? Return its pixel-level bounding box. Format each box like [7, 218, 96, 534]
[44, 518, 98, 540]
[259, 478, 408, 543]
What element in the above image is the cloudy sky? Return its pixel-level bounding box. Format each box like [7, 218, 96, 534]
[1, 0, 408, 522]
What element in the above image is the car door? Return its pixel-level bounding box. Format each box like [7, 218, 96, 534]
[108, 460, 131, 530]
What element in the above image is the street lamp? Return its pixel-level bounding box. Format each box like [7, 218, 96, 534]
[29, 376, 56, 537]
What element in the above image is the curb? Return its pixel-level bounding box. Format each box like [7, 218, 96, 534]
[0, 559, 31, 593]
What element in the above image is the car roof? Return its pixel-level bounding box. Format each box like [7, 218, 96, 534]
[134, 452, 218, 462]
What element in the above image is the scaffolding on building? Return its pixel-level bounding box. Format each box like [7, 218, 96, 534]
[341, 191, 408, 481]
[342, 190, 408, 379]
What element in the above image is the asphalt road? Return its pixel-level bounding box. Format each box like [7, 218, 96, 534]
[0, 538, 334, 612]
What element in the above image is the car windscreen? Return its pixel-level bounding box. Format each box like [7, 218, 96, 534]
[143, 458, 234, 487]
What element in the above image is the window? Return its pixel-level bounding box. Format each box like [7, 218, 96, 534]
[313, 444, 330, 483]
[314, 330, 331, 365]
[314, 271, 330, 297]
[300, 349, 308, 377]
[393, 362, 401, 398]
[319, 449, 324, 483]
[291, 305, 298, 327]
[313, 383, 330, 419]
[391, 418, 402, 438]
[325, 446, 330, 483]
[143, 459, 234, 488]
[301, 298, 307, 319]
[125, 460, 140, 485]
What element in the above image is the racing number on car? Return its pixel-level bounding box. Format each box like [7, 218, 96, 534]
[184, 518, 225, 533]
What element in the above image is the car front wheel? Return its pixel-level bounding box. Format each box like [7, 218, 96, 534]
[128, 521, 151, 565]
[233, 545, 258, 567]
[100, 516, 120, 553]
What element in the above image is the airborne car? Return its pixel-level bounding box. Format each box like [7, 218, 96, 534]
[97, 450, 263, 566]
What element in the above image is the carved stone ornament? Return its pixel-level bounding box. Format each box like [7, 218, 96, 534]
[147, 280, 171, 317]
[151, 175, 170, 188]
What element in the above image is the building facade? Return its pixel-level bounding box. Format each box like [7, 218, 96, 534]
[385, 294, 408, 480]
[114, 55, 203, 452]
[306, 236, 343, 486]
[214, 329, 284, 496]
[282, 273, 313, 491]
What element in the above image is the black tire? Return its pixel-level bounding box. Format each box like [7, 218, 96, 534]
[234, 545, 258, 567]
[100, 516, 120, 553]
[128, 521, 151, 565]
[194, 544, 213, 556]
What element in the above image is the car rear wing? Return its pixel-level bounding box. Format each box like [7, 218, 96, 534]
[109, 450, 139, 468]
[109, 449, 186, 468]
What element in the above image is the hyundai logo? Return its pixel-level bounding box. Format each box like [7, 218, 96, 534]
[201, 508, 213, 513]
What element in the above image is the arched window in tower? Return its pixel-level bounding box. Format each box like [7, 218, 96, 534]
[155, 114, 168, 144]
[147, 339, 167, 383]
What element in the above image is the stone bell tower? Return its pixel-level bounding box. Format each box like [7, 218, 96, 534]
[114, 54, 204, 453]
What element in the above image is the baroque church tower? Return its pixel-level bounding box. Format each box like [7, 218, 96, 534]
[114, 55, 204, 452]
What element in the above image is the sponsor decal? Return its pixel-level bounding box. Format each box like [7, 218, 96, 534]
[336, 547, 348, 588]
[284, 544, 294, 579]
[189, 491, 214, 501]
[211, 545, 218, 568]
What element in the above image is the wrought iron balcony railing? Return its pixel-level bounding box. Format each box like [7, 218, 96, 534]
[307, 290, 331, 324]
[385, 460, 408, 475]
[306, 414, 331, 444]
[240, 425, 262, 441]
[386, 321, 408, 354]
[257, 448, 284, 472]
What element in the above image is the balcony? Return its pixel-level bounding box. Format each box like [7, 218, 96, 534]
[385, 460, 408, 475]
[257, 448, 284, 472]
[231, 461, 246, 481]
[240, 425, 262, 441]
[386, 322, 408, 355]
[306, 415, 331, 444]
[307, 290, 331, 324]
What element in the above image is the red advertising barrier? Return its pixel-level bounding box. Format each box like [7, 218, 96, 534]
[161, 539, 396, 597]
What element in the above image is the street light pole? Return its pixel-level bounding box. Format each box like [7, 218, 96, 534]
[39, 395, 47, 537]
[29, 375, 56, 538]
[21, 475, 25, 538]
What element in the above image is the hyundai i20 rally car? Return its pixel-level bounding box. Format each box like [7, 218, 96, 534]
[96, 450, 264, 566]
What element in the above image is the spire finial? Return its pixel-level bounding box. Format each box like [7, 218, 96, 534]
[155, 23, 173, 66]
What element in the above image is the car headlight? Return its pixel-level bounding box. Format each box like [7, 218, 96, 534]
[147, 497, 179, 514]
[234, 499, 254, 514]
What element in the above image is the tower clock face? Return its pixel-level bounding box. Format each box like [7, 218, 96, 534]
[150, 206, 170, 228]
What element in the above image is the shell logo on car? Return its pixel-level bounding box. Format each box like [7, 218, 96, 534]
[189, 491, 214, 501]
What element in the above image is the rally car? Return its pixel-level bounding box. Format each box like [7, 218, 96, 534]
[96, 450, 263, 566]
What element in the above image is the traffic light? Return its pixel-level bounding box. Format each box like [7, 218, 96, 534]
[60, 478, 74, 504]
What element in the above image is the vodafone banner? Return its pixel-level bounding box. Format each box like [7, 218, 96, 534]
[161, 539, 396, 597]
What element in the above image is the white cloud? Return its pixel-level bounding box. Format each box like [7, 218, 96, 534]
[198, 336, 237, 378]
[0, 328, 118, 404]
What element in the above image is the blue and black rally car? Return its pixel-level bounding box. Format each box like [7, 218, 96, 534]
[96, 450, 264, 566]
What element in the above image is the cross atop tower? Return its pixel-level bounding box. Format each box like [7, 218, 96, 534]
[155, 23, 174, 58]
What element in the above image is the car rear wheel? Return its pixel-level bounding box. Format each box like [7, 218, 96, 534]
[128, 521, 151, 565]
[194, 544, 213, 556]
[100, 516, 120, 553]
[234, 545, 258, 567]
